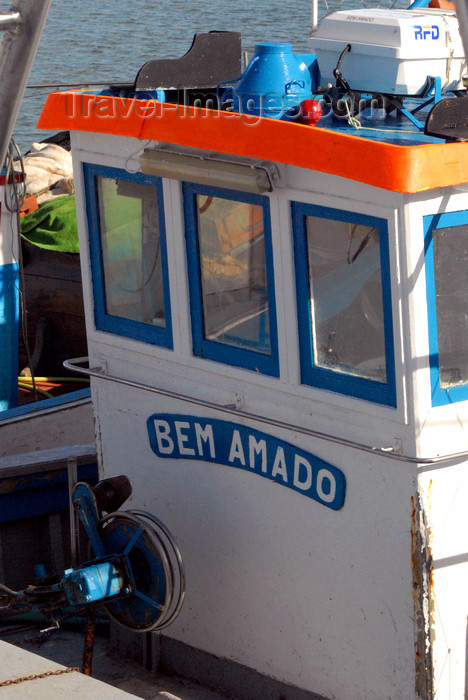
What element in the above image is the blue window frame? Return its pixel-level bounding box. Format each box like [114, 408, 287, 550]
[84, 163, 173, 348]
[292, 202, 396, 406]
[183, 183, 279, 376]
[424, 209, 468, 406]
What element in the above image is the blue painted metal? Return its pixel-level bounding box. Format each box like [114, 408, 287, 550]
[72, 481, 107, 557]
[71, 480, 167, 620]
[102, 514, 167, 624]
[398, 106, 426, 130]
[292, 202, 396, 407]
[0, 477, 128, 615]
[0, 459, 98, 524]
[0, 387, 91, 421]
[1, 476, 183, 631]
[3, 555, 128, 615]
[316, 112, 444, 145]
[35, 564, 48, 579]
[63, 561, 124, 605]
[223, 43, 313, 119]
[83, 163, 173, 349]
[398, 77, 443, 130]
[296, 53, 320, 94]
[408, 0, 431, 7]
[0, 261, 19, 411]
[183, 182, 280, 377]
[147, 413, 346, 510]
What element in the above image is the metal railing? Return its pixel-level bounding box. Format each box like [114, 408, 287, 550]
[311, 0, 417, 31]
[64, 357, 468, 466]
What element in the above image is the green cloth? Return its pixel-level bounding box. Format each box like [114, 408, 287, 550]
[20, 195, 79, 253]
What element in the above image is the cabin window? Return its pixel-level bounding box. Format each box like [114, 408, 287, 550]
[184, 183, 279, 376]
[292, 202, 396, 406]
[425, 210, 468, 406]
[84, 164, 172, 348]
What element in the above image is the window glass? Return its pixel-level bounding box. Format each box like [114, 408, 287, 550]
[184, 184, 278, 376]
[306, 215, 386, 382]
[97, 177, 166, 327]
[293, 202, 395, 406]
[84, 164, 172, 349]
[432, 223, 468, 388]
[196, 193, 270, 354]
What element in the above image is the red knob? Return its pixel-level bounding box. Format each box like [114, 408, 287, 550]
[301, 99, 322, 126]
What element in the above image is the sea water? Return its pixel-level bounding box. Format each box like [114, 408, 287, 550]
[14, 0, 408, 152]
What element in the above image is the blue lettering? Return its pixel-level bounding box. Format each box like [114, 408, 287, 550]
[414, 24, 439, 40]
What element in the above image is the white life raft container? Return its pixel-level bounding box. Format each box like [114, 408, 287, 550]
[310, 7, 466, 96]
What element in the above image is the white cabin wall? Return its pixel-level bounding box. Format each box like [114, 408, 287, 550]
[403, 188, 468, 699]
[405, 189, 468, 456]
[71, 131, 427, 699]
[162, 178, 193, 359]
[71, 132, 153, 472]
[72, 133, 418, 453]
[418, 458, 468, 700]
[94, 378, 418, 700]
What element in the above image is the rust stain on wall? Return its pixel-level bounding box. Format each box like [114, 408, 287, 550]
[412, 492, 434, 700]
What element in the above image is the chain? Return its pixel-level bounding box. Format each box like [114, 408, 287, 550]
[0, 666, 80, 686]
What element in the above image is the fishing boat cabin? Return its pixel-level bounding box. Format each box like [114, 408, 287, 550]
[38, 9, 468, 698]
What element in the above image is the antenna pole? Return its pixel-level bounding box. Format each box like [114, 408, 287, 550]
[311, 0, 319, 33]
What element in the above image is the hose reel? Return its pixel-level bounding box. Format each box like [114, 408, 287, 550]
[0, 476, 185, 634]
[98, 509, 185, 632]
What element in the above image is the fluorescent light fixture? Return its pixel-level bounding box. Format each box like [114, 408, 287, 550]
[139, 149, 273, 193]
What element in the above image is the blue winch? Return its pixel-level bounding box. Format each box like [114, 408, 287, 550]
[223, 42, 315, 120]
[0, 475, 185, 634]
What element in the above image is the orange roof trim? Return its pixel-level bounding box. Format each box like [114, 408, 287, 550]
[37, 91, 468, 194]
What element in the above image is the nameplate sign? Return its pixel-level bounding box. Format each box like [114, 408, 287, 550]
[147, 414, 346, 511]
